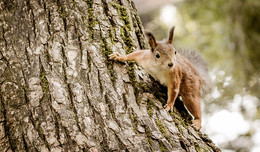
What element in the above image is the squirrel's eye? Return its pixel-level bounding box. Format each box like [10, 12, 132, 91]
[155, 52, 160, 58]
[175, 51, 177, 55]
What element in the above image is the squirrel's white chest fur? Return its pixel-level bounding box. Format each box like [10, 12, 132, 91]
[140, 62, 168, 86]
[147, 67, 168, 86]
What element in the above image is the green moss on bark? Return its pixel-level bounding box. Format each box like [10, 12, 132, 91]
[155, 119, 167, 138]
[126, 61, 138, 93]
[159, 140, 167, 152]
[147, 99, 154, 117]
[130, 114, 138, 134]
[40, 69, 49, 94]
[145, 125, 153, 146]
[101, 38, 115, 84]
[86, 0, 97, 38]
[112, 3, 138, 93]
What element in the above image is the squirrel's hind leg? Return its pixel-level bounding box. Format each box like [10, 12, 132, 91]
[182, 95, 202, 130]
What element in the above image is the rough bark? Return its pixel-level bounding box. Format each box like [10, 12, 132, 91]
[0, 0, 220, 151]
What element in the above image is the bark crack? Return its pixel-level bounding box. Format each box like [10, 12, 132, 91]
[101, 0, 116, 27]
[25, 46, 31, 66]
[61, 55, 82, 132]
[0, 92, 15, 152]
[61, 39, 68, 65]
[67, 82, 82, 132]
[60, 122, 78, 148]
[1, 27, 10, 66]
[93, 111, 109, 151]
[76, 30, 83, 66]
[44, 43, 51, 65]
[29, 111, 51, 151]
[56, 0, 67, 31]
[26, 1, 37, 38]
[0, 50, 9, 67]
[50, 104, 63, 147]
[2, 25, 8, 50]
[47, 9, 51, 35]
[22, 133, 29, 152]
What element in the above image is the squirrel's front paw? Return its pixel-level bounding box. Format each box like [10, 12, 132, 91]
[109, 53, 125, 62]
[164, 103, 174, 112]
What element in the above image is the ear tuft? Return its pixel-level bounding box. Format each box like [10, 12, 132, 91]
[167, 26, 175, 44]
[145, 31, 157, 50]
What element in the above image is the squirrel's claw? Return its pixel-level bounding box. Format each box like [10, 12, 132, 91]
[164, 103, 174, 112]
[109, 53, 125, 62]
[109, 53, 119, 60]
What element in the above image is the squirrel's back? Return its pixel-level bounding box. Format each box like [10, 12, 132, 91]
[178, 49, 212, 97]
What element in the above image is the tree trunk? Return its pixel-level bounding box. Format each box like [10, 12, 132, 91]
[0, 0, 220, 151]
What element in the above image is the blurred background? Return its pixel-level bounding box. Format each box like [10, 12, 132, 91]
[133, 0, 260, 151]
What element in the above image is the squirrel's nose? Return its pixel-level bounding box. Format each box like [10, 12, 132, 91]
[168, 62, 173, 68]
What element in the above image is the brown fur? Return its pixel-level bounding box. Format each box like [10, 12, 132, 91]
[109, 26, 209, 130]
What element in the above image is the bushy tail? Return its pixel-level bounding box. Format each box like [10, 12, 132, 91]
[178, 49, 212, 97]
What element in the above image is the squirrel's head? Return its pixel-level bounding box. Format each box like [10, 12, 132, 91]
[145, 26, 177, 70]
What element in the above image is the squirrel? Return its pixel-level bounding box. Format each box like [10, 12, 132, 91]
[109, 26, 211, 130]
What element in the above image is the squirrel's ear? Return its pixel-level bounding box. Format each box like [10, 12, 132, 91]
[145, 31, 157, 51]
[167, 26, 175, 44]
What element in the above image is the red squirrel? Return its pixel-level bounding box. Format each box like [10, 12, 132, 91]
[109, 26, 211, 130]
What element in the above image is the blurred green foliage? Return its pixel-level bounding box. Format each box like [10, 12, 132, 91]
[140, 0, 260, 101]
[182, 0, 260, 97]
